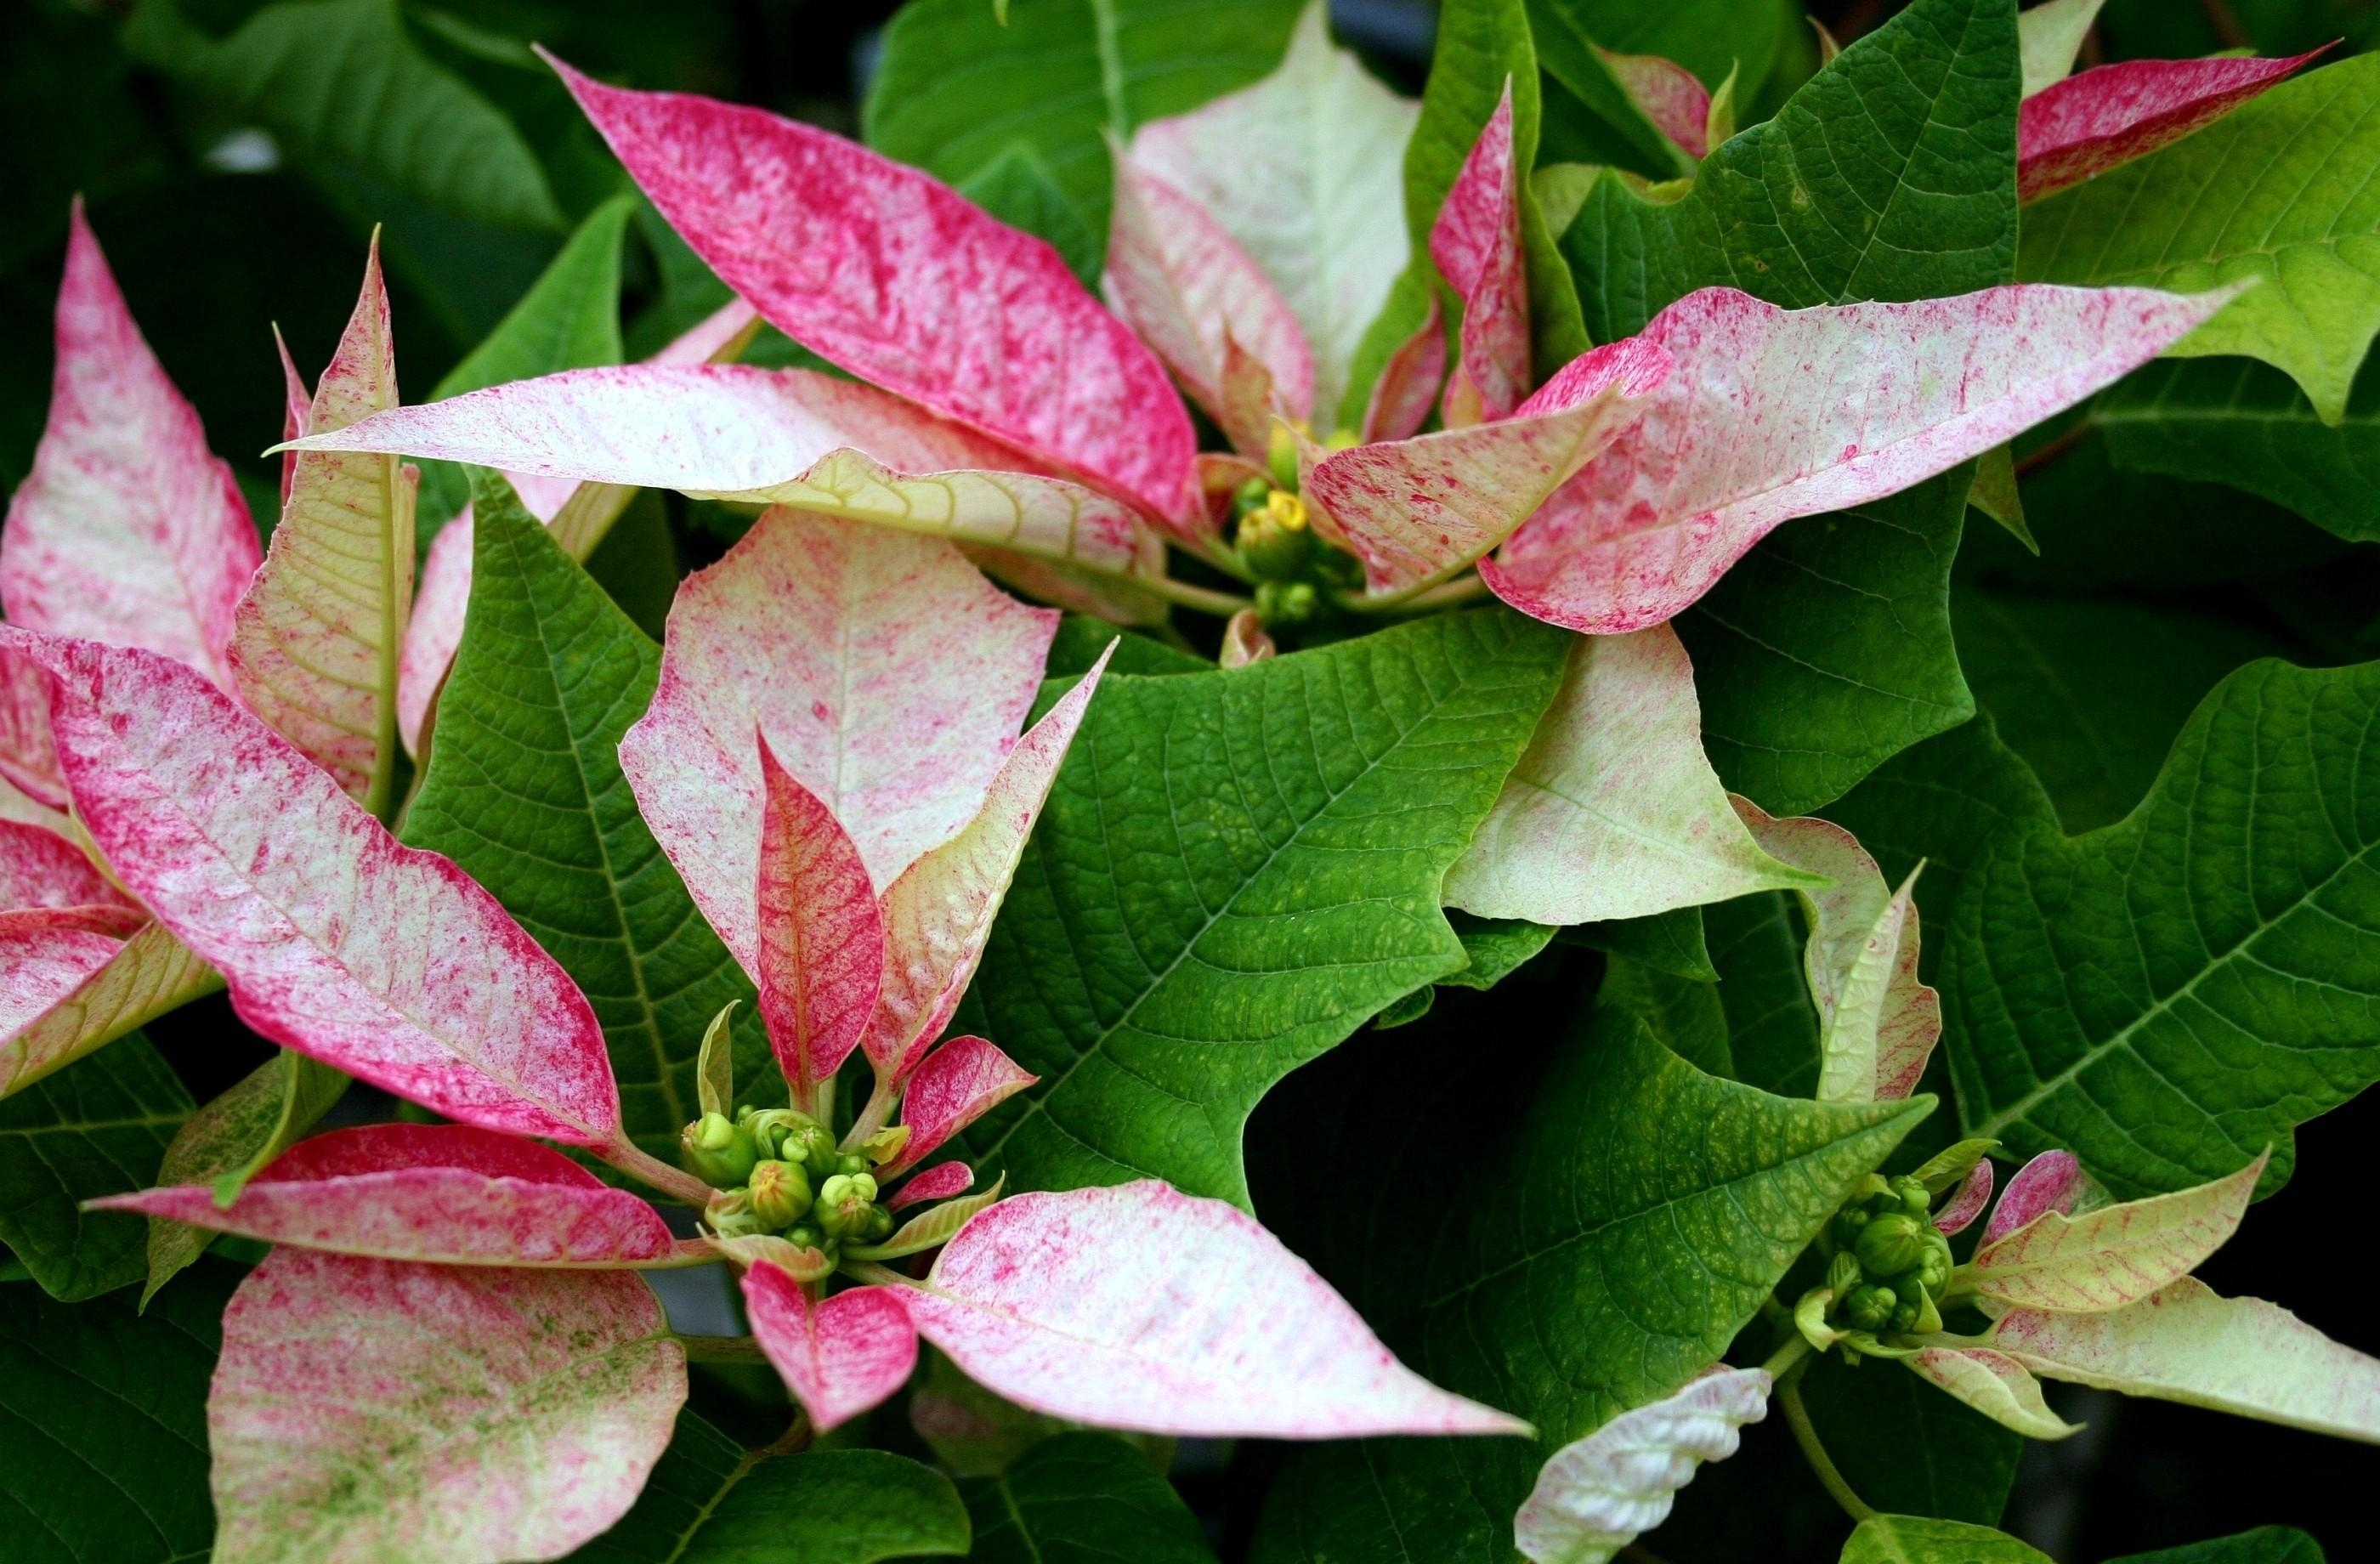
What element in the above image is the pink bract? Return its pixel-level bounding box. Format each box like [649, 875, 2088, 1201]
[881, 1035, 1036, 1175]
[1431, 84, 1532, 427]
[756, 734, 887, 1085]
[2019, 49, 2327, 203]
[742, 1264, 921, 1433]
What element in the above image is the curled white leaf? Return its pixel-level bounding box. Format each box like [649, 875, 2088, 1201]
[1514, 1368, 1771, 1564]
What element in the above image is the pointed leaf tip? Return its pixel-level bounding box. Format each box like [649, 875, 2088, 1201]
[2020, 48, 2330, 203]
[1432, 82, 1531, 428]
[755, 733, 885, 1086]
[1969, 1151, 2268, 1312]
[741, 1265, 919, 1433]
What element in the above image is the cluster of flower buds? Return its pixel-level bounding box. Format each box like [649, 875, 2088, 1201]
[683, 1105, 900, 1255]
[1230, 424, 1364, 627]
[1798, 1172, 1958, 1362]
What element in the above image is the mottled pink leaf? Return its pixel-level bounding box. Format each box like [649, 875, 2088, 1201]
[621, 509, 1053, 972]
[1903, 1346, 2081, 1439]
[742, 1265, 920, 1434]
[0, 818, 134, 915]
[0, 904, 144, 941]
[91, 1123, 677, 1267]
[1305, 336, 1669, 598]
[1360, 291, 1447, 444]
[756, 734, 886, 1085]
[274, 325, 309, 506]
[868, 648, 1112, 1079]
[1984, 1149, 2088, 1244]
[903, 1181, 1529, 1437]
[882, 1037, 1036, 1176]
[0, 921, 122, 1047]
[1935, 1158, 1996, 1237]
[1601, 48, 1713, 160]
[0, 647, 65, 809]
[0, 202, 259, 690]
[887, 1160, 974, 1212]
[26, 634, 621, 1145]
[210, 1249, 682, 1564]
[1432, 84, 1531, 427]
[1483, 284, 2233, 634]
[0, 921, 218, 1096]
[1107, 156, 1313, 449]
[546, 55, 1199, 522]
[2019, 49, 2326, 203]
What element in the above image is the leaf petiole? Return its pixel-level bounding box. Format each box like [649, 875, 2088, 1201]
[1777, 1368, 1877, 1524]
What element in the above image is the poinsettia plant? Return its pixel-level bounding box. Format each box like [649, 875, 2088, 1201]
[7, 0, 2380, 1561]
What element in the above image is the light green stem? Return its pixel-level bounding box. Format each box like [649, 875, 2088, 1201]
[1778, 1369, 1876, 1523]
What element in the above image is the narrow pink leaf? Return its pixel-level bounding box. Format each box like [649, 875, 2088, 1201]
[273, 325, 309, 507]
[0, 921, 122, 1046]
[756, 734, 886, 1085]
[904, 1181, 1531, 1437]
[0, 646, 66, 809]
[210, 1250, 683, 1564]
[1935, 1157, 1996, 1237]
[621, 509, 1053, 973]
[90, 1123, 676, 1267]
[0, 202, 259, 690]
[1107, 156, 1313, 450]
[2018, 49, 2326, 203]
[1305, 336, 1669, 598]
[883, 1037, 1036, 1175]
[1984, 1149, 2088, 1245]
[1601, 48, 1714, 161]
[741, 1265, 920, 1434]
[546, 55, 1199, 523]
[887, 1160, 974, 1212]
[0, 921, 218, 1097]
[1431, 83, 1531, 426]
[1482, 284, 2234, 634]
[0, 818, 135, 915]
[868, 648, 1112, 1079]
[1360, 290, 1447, 444]
[28, 634, 621, 1145]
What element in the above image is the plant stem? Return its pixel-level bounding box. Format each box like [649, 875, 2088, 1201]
[677, 1334, 768, 1363]
[1760, 1334, 1813, 1380]
[841, 1075, 898, 1151]
[604, 1139, 715, 1206]
[2013, 420, 2094, 479]
[1334, 569, 1493, 615]
[1777, 1370, 1876, 1524]
[1138, 573, 1254, 615]
[841, 1259, 922, 1289]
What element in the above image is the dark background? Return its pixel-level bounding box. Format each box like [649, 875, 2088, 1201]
[7, 3, 2378, 1560]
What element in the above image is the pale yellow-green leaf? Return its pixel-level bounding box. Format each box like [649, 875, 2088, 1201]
[845, 1180, 1006, 1261]
[1902, 1346, 2081, 1440]
[2017, 0, 2105, 97]
[1841, 1514, 2055, 1564]
[1, 924, 221, 1097]
[696, 1001, 737, 1120]
[1968, 1152, 2265, 1312]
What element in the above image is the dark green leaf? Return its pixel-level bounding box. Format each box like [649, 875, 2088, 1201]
[0, 1035, 189, 1300]
[958, 144, 1101, 288]
[1598, 954, 1732, 1074]
[1797, 1352, 2021, 1527]
[962, 1432, 1215, 1564]
[1677, 466, 1976, 817]
[1841, 1516, 2050, 1563]
[1703, 890, 1818, 1098]
[955, 609, 1570, 1204]
[1532, 0, 1785, 97]
[1557, 0, 2019, 341]
[1566, 904, 1716, 981]
[402, 472, 764, 1165]
[2110, 1527, 2327, 1564]
[580, 488, 679, 643]
[1945, 656, 2380, 1197]
[0, 1255, 234, 1564]
[1046, 615, 1210, 678]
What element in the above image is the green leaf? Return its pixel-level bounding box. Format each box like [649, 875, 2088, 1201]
[416, 193, 634, 531]
[962, 1432, 1216, 1564]
[1795, 1351, 2022, 1527]
[401, 473, 764, 1164]
[1566, 904, 1717, 982]
[1676, 466, 1976, 817]
[1442, 911, 1556, 991]
[1598, 953, 1732, 1075]
[863, 0, 1303, 268]
[1557, 0, 2019, 342]
[0, 1255, 235, 1563]
[2110, 1528, 2327, 1564]
[565, 1409, 970, 1564]
[2018, 51, 2380, 423]
[1046, 615, 1210, 678]
[955, 609, 1570, 1204]
[123, 0, 564, 232]
[1703, 890, 1821, 1098]
[1531, 0, 1784, 97]
[0, 1035, 189, 1301]
[1946, 656, 2380, 1197]
[2092, 356, 2380, 546]
[1841, 1516, 2053, 1564]
[957, 143, 1101, 288]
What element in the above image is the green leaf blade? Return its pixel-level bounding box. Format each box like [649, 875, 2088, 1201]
[0, 1034, 190, 1300]
[962, 1432, 1216, 1564]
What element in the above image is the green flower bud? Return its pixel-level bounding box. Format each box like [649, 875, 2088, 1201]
[861, 1204, 895, 1243]
[1912, 1233, 1953, 1293]
[783, 1222, 825, 1253]
[1890, 1175, 1931, 1218]
[747, 1159, 813, 1228]
[679, 1112, 758, 1187]
[1889, 1295, 1921, 1335]
[1825, 1251, 1863, 1296]
[1234, 490, 1315, 581]
[1829, 1205, 1872, 1252]
[1255, 580, 1318, 627]
[816, 1173, 876, 1240]
[1838, 1283, 1896, 1333]
[1266, 422, 1301, 490]
[1856, 1212, 1929, 1278]
[837, 1153, 870, 1178]
[704, 1187, 768, 1240]
[1232, 476, 1272, 518]
[747, 1109, 838, 1175]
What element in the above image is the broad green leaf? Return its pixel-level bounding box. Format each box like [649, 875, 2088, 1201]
[1530, 0, 1785, 98]
[958, 144, 1100, 288]
[1675, 467, 1975, 818]
[1842, 1516, 2054, 1564]
[1598, 955, 1732, 1075]
[1371, 913, 1558, 1032]
[417, 194, 634, 530]
[2018, 52, 2380, 422]
[565, 1410, 971, 1564]
[122, 0, 563, 232]
[963, 1431, 1216, 1564]
[0, 1255, 235, 1562]
[142, 1048, 348, 1306]
[1557, 0, 2019, 342]
[863, 0, 1303, 268]
[910, 1350, 1177, 1478]
[0, 1034, 188, 1300]
[955, 609, 1570, 1203]
[1947, 657, 2380, 1197]
[402, 472, 764, 1164]
[2092, 356, 2380, 546]
[2110, 1528, 2326, 1564]
[1567, 904, 1716, 982]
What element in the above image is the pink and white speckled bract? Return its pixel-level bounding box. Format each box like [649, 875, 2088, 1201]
[1601, 48, 1713, 162]
[0, 817, 138, 915]
[1934, 1159, 1998, 1238]
[2019, 50, 2325, 203]
[755, 736, 886, 1085]
[1983, 1150, 2091, 1245]
[1970, 1153, 2267, 1312]
[620, 510, 1054, 972]
[27, 635, 622, 1146]
[547, 55, 1200, 524]
[904, 1181, 1531, 1438]
[0, 203, 259, 694]
[886, 1160, 973, 1211]
[1482, 284, 2234, 635]
[882, 1036, 1035, 1176]
[1361, 292, 1448, 444]
[742, 1264, 921, 1433]
[93, 1123, 677, 1267]
[1432, 86, 1532, 428]
[0, 921, 123, 1043]
[209, 1249, 683, 1564]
